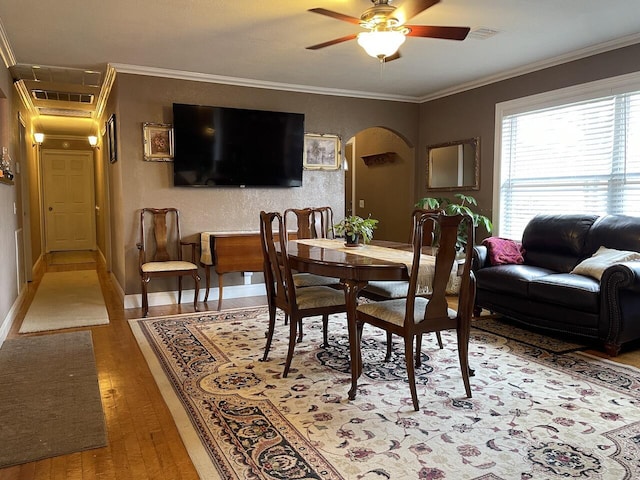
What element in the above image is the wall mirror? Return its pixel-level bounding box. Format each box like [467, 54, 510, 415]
[426, 137, 479, 191]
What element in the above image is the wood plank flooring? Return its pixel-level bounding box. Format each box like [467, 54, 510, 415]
[1, 253, 638, 479]
[0, 254, 266, 480]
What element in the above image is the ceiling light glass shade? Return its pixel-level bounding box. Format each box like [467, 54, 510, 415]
[88, 135, 98, 147]
[357, 30, 406, 59]
[34, 132, 44, 144]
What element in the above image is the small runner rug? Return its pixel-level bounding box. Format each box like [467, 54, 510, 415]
[20, 270, 109, 333]
[0, 331, 107, 467]
[130, 308, 640, 480]
[49, 250, 96, 265]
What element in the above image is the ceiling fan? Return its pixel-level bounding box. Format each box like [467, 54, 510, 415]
[306, 0, 470, 61]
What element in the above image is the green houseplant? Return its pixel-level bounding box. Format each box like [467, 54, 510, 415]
[415, 193, 492, 250]
[334, 215, 379, 245]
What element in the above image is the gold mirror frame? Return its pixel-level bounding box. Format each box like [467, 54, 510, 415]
[426, 137, 480, 191]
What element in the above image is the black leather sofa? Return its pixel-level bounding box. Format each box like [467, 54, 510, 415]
[473, 214, 640, 355]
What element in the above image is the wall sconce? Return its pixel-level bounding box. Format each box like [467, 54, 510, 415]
[88, 135, 99, 148]
[33, 132, 44, 146]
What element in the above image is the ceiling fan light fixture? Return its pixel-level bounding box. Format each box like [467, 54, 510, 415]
[357, 30, 406, 59]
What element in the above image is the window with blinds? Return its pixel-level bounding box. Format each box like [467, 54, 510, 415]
[497, 83, 640, 240]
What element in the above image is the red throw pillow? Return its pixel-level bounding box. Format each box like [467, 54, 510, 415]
[482, 237, 526, 266]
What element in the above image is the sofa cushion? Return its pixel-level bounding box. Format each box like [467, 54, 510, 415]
[522, 214, 598, 272]
[475, 264, 555, 297]
[482, 237, 525, 265]
[528, 273, 600, 313]
[571, 246, 640, 280]
[584, 214, 640, 257]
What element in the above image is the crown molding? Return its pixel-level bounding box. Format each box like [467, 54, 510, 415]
[418, 33, 640, 103]
[110, 63, 422, 104]
[95, 64, 116, 120]
[13, 80, 37, 117]
[109, 35, 640, 106]
[0, 17, 16, 68]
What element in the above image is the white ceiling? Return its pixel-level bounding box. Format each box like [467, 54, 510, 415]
[1, 0, 640, 134]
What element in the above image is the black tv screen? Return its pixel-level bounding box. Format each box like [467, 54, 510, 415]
[172, 103, 304, 187]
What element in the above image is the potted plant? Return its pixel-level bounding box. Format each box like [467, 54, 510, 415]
[334, 215, 379, 246]
[415, 193, 492, 250]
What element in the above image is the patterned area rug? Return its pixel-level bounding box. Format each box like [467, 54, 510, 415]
[472, 316, 589, 353]
[130, 308, 640, 480]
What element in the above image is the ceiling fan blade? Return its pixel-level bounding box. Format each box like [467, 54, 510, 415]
[308, 8, 361, 25]
[406, 25, 470, 41]
[394, 0, 440, 25]
[306, 34, 358, 50]
[384, 51, 402, 62]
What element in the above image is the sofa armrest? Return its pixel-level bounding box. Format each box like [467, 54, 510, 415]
[602, 262, 640, 292]
[472, 245, 489, 271]
[599, 262, 640, 355]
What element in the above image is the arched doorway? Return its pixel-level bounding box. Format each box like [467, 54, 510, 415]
[344, 127, 415, 242]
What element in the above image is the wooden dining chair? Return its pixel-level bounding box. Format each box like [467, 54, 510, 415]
[259, 211, 347, 377]
[360, 208, 445, 359]
[311, 206, 335, 239]
[137, 207, 200, 317]
[355, 210, 475, 411]
[283, 206, 334, 240]
[283, 207, 341, 342]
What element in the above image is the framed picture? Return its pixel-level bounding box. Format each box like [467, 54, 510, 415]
[303, 133, 341, 170]
[106, 114, 117, 164]
[142, 123, 174, 162]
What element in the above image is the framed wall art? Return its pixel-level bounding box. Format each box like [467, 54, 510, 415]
[303, 133, 341, 170]
[142, 123, 174, 162]
[106, 114, 117, 163]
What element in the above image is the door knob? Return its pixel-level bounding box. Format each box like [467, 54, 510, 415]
[48, 207, 53, 211]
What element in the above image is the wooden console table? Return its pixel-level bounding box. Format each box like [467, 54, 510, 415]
[201, 232, 264, 311]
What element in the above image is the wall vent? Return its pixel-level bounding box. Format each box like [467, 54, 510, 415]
[32, 89, 94, 104]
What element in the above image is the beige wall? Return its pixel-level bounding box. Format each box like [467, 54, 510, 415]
[418, 43, 640, 239]
[0, 61, 19, 338]
[111, 74, 419, 295]
[353, 127, 414, 242]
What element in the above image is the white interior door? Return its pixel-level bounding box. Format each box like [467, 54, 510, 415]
[43, 150, 96, 252]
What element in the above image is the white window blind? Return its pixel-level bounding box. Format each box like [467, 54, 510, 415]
[498, 89, 640, 240]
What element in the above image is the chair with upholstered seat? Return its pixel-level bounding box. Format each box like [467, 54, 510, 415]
[137, 207, 200, 317]
[283, 207, 341, 342]
[311, 206, 335, 239]
[355, 210, 475, 411]
[260, 211, 347, 376]
[360, 208, 444, 359]
[284, 206, 335, 241]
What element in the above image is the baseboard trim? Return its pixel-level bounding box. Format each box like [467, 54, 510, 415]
[123, 283, 267, 309]
[111, 271, 125, 303]
[0, 286, 27, 348]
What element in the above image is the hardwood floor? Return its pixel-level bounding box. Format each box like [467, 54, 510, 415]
[1, 254, 266, 480]
[1, 254, 638, 479]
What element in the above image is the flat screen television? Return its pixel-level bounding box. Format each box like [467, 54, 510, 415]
[172, 103, 304, 187]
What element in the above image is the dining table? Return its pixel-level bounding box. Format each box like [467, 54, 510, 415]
[284, 238, 438, 401]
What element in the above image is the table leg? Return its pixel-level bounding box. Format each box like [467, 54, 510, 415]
[217, 273, 224, 311]
[344, 279, 364, 401]
[204, 265, 211, 302]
